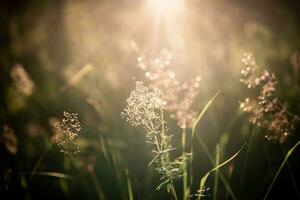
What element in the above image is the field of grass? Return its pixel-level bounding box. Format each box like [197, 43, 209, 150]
[1, 0, 300, 200]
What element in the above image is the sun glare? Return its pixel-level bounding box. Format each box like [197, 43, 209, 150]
[146, 0, 184, 14]
[143, 0, 186, 54]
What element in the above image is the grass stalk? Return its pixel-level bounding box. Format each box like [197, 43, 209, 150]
[125, 168, 134, 200]
[88, 166, 106, 200]
[190, 90, 237, 199]
[17, 171, 71, 179]
[170, 180, 179, 200]
[263, 140, 300, 200]
[197, 144, 245, 200]
[190, 90, 221, 184]
[238, 125, 254, 198]
[213, 144, 220, 200]
[195, 134, 237, 200]
[182, 128, 189, 200]
[279, 144, 300, 200]
[29, 142, 53, 182]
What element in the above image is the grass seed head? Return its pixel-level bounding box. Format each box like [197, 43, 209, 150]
[54, 111, 81, 155]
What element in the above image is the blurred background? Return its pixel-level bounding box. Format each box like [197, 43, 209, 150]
[1, 0, 300, 199]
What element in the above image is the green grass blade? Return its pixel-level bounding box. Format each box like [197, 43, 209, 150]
[263, 140, 300, 200]
[238, 125, 255, 198]
[182, 128, 189, 200]
[88, 166, 106, 200]
[61, 63, 93, 91]
[197, 144, 245, 200]
[213, 144, 220, 200]
[192, 90, 221, 137]
[29, 143, 53, 182]
[194, 134, 237, 200]
[279, 145, 300, 200]
[98, 134, 113, 169]
[190, 90, 221, 185]
[18, 171, 72, 179]
[156, 179, 169, 191]
[125, 168, 134, 200]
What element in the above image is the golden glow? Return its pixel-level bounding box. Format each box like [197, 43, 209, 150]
[143, 0, 187, 55]
[146, 0, 184, 14]
[58, 0, 256, 84]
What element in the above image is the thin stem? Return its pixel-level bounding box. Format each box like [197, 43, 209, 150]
[29, 143, 53, 182]
[125, 168, 134, 200]
[170, 179, 179, 200]
[182, 128, 189, 200]
[238, 125, 254, 198]
[88, 166, 106, 200]
[195, 134, 237, 200]
[263, 140, 300, 200]
[149, 113, 178, 200]
[190, 133, 195, 186]
[213, 144, 220, 200]
[279, 145, 300, 200]
[182, 128, 186, 152]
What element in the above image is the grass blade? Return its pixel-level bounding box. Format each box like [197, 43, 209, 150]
[18, 171, 72, 179]
[263, 140, 300, 200]
[61, 63, 93, 91]
[238, 125, 255, 198]
[279, 145, 300, 200]
[192, 90, 221, 137]
[195, 132, 238, 200]
[190, 90, 237, 199]
[190, 90, 221, 184]
[29, 143, 53, 182]
[213, 144, 220, 200]
[197, 143, 245, 200]
[88, 166, 106, 200]
[125, 168, 134, 200]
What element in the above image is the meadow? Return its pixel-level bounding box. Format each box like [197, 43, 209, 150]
[1, 0, 300, 199]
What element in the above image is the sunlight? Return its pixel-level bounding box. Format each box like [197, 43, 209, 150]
[147, 0, 184, 14]
[144, 0, 187, 54]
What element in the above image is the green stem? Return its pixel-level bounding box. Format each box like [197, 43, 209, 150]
[182, 128, 189, 200]
[280, 145, 300, 200]
[263, 140, 300, 200]
[171, 180, 179, 200]
[213, 144, 220, 200]
[125, 168, 134, 200]
[195, 134, 237, 200]
[29, 143, 53, 182]
[238, 125, 254, 198]
[190, 90, 221, 187]
[88, 166, 106, 200]
[150, 112, 178, 200]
